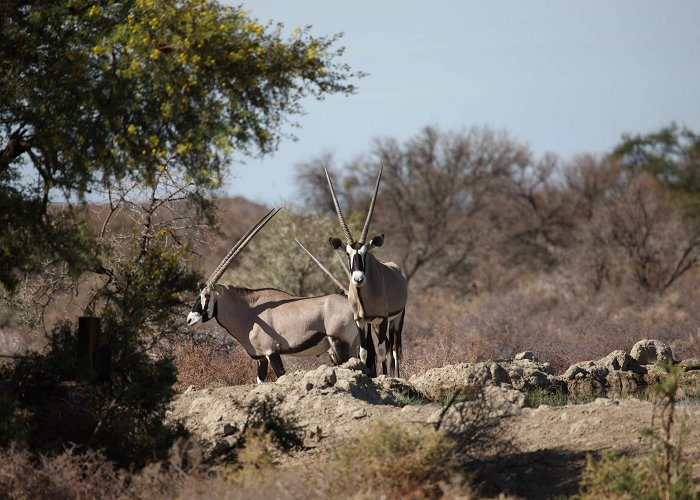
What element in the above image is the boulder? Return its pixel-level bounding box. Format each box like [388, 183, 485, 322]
[409, 357, 560, 401]
[630, 339, 674, 365]
[563, 350, 645, 398]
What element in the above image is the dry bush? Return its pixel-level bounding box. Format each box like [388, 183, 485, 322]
[330, 420, 472, 499]
[174, 342, 261, 388]
[401, 336, 477, 379]
[0, 445, 127, 500]
[405, 273, 700, 375]
[173, 339, 339, 388]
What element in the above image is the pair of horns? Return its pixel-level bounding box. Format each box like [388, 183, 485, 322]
[205, 207, 281, 287]
[324, 165, 383, 245]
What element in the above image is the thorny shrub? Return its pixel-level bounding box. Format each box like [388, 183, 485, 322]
[576, 362, 695, 499]
[330, 420, 465, 498]
[174, 342, 261, 388]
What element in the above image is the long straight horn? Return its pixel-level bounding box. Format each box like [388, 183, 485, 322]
[206, 207, 281, 286]
[324, 166, 353, 244]
[359, 164, 383, 244]
[295, 238, 347, 295]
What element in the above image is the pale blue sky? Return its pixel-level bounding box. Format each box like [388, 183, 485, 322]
[225, 1, 700, 204]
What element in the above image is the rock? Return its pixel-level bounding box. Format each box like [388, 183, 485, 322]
[340, 357, 371, 375]
[352, 408, 367, 419]
[409, 363, 493, 401]
[563, 350, 645, 399]
[410, 358, 560, 401]
[483, 384, 527, 409]
[630, 339, 674, 365]
[302, 365, 337, 391]
[680, 358, 700, 371]
[599, 350, 633, 372]
[515, 351, 537, 362]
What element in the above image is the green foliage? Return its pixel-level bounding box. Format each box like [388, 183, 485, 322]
[0, 389, 32, 448]
[523, 386, 570, 408]
[0, 0, 359, 290]
[0, 321, 186, 468]
[393, 391, 431, 406]
[211, 394, 304, 464]
[614, 123, 700, 214]
[237, 394, 304, 453]
[98, 242, 200, 336]
[577, 361, 695, 499]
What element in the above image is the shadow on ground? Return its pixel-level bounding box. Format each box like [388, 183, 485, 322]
[471, 448, 590, 499]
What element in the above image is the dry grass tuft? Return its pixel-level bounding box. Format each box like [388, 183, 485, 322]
[173, 342, 262, 388]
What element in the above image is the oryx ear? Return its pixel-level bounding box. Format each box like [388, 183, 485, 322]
[369, 234, 384, 248]
[329, 237, 343, 250]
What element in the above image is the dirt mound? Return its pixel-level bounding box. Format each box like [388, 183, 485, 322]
[167, 344, 700, 497]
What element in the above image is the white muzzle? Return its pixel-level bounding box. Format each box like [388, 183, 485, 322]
[186, 311, 202, 325]
[351, 271, 366, 287]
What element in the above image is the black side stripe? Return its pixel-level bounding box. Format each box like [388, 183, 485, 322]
[285, 331, 327, 354]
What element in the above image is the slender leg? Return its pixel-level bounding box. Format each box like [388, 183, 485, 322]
[256, 357, 269, 384]
[328, 338, 340, 365]
[331, 338, 351, 364]
[375, 318, 389, 376]
[388, 320, 396, 377]
[358, 321, 368, 364]
[393, 310, 405, 378]
[268, 353, 286, 378]
[363, 323, 377, 377]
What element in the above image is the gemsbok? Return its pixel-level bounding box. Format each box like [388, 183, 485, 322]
[186, 208, 360, 383]
[324, 166, 408, 377]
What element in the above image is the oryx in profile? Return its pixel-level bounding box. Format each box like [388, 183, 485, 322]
[324, 166, 408, 377]
[186, 208, 359, 383]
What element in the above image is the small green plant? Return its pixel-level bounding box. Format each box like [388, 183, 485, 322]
[212, 394, 304, 465]
[440, 386, 481, 406]
[238, 395, 304, 453]
[577, 361, 695, 499]
[523, 386, 569, 408]
[393, 392, 431, 406]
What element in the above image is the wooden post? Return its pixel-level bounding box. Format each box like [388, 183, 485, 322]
[77, 317, 110, 380]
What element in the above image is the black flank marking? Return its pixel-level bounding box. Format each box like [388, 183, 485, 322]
[285, 331, 327, 354]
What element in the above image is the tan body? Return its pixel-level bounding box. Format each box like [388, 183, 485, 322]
[348, 257, 407, 323]
[322, 165, 409, 377]
[209, 284, 358, 376]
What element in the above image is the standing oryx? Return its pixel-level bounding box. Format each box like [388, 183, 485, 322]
[186, 208, 359, 383]
[324, 166, 408, 377]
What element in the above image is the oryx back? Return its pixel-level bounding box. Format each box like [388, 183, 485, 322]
[216, 285, 355, 358]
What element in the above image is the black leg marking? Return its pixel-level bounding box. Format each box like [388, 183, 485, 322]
[257, 357, 269, 383]
[363, 323, 377, 377]
[331, 339, 351, 365]
[268, 353, 286, 378]
[376, 318, 389, 376]
[388, 320, 396, 377]
[393, 309, 405, 378]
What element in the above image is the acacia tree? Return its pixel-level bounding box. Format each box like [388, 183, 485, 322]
[614, 123, 700, 214]
[0, 0, 359, 464]
[0, 0, 359, 290]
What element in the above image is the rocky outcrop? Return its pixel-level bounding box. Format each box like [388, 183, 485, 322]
[563, 350, 647, 398]
[167, 340, 700, 457]
[630, 339, 674, 365]
[408, 352, 564, 401]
